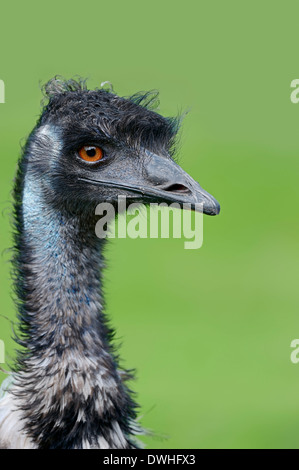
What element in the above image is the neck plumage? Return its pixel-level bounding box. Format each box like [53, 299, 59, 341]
[12, 166, 138, 449]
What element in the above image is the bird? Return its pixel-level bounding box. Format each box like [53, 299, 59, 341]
[0, 77, 220, 449]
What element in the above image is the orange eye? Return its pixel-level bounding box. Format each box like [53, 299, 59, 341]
[78, 145, 104, 162]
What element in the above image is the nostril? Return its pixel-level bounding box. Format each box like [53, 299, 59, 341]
[163, 183, 191, 194]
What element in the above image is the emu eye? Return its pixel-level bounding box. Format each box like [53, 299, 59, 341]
[78, 146, 104, 162]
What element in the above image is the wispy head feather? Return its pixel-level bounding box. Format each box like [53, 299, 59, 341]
[39, 77, 183, 158]
[43, 76, 88, 98]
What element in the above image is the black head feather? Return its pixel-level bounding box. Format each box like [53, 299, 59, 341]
[39, 76, 181, 157]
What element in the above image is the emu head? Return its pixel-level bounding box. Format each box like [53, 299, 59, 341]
[24, 78, 220, 219]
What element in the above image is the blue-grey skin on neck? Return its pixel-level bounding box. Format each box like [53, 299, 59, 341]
[9, 125, 138, 449]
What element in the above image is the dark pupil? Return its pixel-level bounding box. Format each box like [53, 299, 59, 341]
[86, 147, 96, 157]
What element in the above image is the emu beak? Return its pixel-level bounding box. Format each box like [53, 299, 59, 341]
[142, 153, 220, 215]
[79, 152, 220, 215]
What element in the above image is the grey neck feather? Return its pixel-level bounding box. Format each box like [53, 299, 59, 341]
[12, 170, 138, 449]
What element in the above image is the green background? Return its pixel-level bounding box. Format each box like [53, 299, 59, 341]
[0, 0, 299, 449]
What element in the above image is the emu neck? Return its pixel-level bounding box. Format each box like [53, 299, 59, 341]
[13, 172, 136, 449]
[21, 175, 107, 357]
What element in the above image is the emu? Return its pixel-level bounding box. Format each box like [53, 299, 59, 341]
[0, 78, 220, 449]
